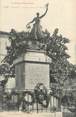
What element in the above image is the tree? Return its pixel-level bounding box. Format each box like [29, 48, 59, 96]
[46, 28, 70, 87]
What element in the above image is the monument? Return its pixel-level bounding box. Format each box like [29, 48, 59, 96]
[11, 3, 53, 91]
[0, 3, 60, 111]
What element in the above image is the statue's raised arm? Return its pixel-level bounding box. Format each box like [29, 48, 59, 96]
[39, 3, 49, 19]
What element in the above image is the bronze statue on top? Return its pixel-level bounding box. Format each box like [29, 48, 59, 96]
[26, 3, 49, 40]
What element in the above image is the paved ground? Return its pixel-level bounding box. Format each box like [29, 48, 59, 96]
[0, 112, 63, 117]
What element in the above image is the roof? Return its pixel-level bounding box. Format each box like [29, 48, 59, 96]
[0, 31, 10, 39]
[0, 31, 9, 36]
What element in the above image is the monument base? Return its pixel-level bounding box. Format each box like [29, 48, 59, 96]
[13, 50, 52, 90]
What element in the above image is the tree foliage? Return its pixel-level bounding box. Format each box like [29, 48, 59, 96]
[46, 28, 71, 86]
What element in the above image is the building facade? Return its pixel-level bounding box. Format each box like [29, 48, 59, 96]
[0, 31, 15, 90]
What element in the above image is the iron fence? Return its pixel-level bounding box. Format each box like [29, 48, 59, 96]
[0, 88, 61, 112]
[0, 87, 76, 114]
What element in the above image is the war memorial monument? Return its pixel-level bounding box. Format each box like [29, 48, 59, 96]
[0, 3, 76, 117]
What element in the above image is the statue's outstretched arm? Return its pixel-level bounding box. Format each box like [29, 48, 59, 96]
[26, 18, 35, 26]
[40, 3, 49, 19]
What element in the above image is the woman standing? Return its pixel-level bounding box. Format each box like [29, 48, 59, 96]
[26, 3, 49, 40]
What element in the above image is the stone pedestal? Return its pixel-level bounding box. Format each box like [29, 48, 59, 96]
[13, 50, 52, 90]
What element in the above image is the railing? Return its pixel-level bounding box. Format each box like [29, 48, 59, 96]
[0, 87, 76, 113]
[0, 88, 61, 112]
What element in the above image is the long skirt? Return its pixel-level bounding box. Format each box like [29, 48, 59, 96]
[30, 23, 44, 40]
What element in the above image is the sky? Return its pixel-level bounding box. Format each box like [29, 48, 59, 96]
[0, 0, 76, 64]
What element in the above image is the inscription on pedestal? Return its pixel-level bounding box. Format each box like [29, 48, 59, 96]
[14, 50, 52, 90]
